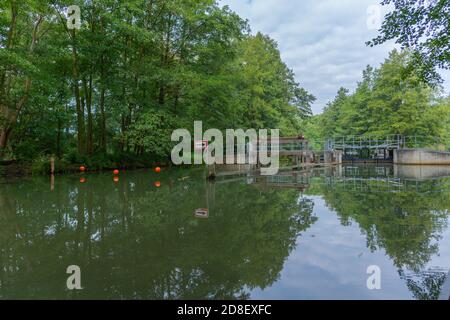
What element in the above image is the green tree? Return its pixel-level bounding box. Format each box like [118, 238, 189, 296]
[367, 0, 449, 84]
[0, 0, 50, 156]
[236, 33, 314, 134]
[318, 50, 450, 146]
[0, 1, 314, 167]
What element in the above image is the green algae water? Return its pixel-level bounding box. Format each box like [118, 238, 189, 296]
[0, 165, 449, 300]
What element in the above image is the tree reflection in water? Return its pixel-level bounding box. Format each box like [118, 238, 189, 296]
[306, 165, 450, 300]
[399, 269, 448, 300]
[0, 165, 449, 299]
[0, 169, 316, 299]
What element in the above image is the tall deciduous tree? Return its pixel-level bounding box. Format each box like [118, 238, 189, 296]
[1, 0, 314, 163]
[0, 0, 46, 155]
[317, 50, 450, 147]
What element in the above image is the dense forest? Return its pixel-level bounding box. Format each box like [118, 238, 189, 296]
[0, 0, 314, 172]
[1, 0, 449, 173]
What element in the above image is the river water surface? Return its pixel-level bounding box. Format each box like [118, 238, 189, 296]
[1, 165, 449, 299]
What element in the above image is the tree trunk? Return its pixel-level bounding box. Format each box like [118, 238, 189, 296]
[71, 30, 86, 155]
[0, 126, 12, 151]
[99, 47, 107, 152]
[159, 85, 165, 105]
[158, 15, 172, 106]
[0, 3, 17, 96]
[173, 85, 180, 114]
[56, 116, 62, 158]
[0, 14, 42, 156]
[99, 87, 106, 152]
[84, 76, 94, 154]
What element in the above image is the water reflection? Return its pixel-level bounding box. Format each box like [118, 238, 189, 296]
[306, 166, 450, 272]
[0, 169, 316, 299]
[0, 165, 449, 299]
[399, 269, 448, 300]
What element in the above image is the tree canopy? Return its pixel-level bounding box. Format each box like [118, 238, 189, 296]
[0, 0, 314, 167]
[368, 0, 450, 84]
[304, 50, 450, 149]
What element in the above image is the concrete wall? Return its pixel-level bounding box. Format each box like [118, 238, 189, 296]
[393, 165, 450, 180]
[394, 149, 450, 165]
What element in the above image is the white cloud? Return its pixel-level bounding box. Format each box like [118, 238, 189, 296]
[221, 0, 450, 114]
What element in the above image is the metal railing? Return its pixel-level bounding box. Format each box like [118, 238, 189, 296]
[324, 135, 449, 152]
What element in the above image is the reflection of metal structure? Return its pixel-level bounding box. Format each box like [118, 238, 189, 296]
[439, 270, 450, 300]
[252, 174, 448, 193]
[212, 164, 450, 194]
[253, 171, 310, 191]
[313, 165, 450, 193]
[322, 177, 449, 193]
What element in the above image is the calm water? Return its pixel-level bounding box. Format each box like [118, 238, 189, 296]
[1, 165, 450, 300]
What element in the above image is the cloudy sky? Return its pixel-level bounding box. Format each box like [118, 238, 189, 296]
[220, 0, 450, 114]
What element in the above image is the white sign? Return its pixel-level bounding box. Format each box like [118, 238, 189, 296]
[194, 140, 208, 151]
[195, 208, 209, 219]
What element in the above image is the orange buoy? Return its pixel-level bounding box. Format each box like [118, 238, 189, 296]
[113, 176, 119, 183]
[113, 169, 119, 175]
[80, 177, 86, 183]
[155, 167, 161, 173]
[79, 166, 86, 172]
[154, 181, 161, 188]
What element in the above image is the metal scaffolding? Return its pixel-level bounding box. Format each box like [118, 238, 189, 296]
[323, 135, 443, 161]
[325, 135, 404, 151]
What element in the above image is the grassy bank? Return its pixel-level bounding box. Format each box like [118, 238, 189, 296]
[1, 152, 172, 177]
[0, 150, 214, 178]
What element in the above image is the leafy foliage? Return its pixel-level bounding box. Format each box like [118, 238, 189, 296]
[311, 50, 450, 149]
[368, 0, 450, 84]
[0, 0, 313, 165]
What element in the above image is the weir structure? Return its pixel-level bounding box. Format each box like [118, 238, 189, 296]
[207, 134, 450, 179]
[208, 136, 342, 178]
[324, 135, 450, 164]
[325, 135, 404, 162]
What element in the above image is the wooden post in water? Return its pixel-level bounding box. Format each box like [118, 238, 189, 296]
[207, 164, 216, 180]
[50, 155, 55, 191]
[50, 156, 55, 174]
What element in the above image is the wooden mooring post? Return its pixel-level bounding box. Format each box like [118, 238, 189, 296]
[50, 156, 55, 174]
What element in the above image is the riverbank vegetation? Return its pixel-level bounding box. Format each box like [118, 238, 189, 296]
[1, 0, 449, 174]
[0, 0, 314, 174]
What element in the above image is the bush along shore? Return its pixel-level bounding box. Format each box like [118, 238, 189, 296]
[0, 153, 172, 177]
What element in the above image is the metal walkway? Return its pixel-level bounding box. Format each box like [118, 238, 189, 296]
[323, 135, 437, 162]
